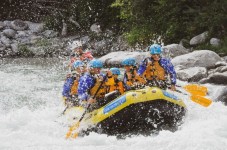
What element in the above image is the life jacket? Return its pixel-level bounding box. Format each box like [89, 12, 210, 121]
[106, 77, 125, 94]
[124, 66, 146, 86]
[89, 75, 107, 99]
[143, 58, 166, 81]
[70, 77, 79, 96]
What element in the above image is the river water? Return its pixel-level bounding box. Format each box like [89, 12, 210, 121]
[0, 58, 227, 150]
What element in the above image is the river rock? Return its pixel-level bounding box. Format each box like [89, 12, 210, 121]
[211, 66, 226, 74]
[172, 50, 221, 69]
[190, 31, 209, 45]
[221, 66, 227, 73]
[199, 71, 227, 85]
[3, 29, 16, 38]
[215, 88, 227, 105]
[0, 21, 4, 29]
[215, 61, 227, 68]
[176, 67, 207, 82]
[0, 41, 6, 51]
[11, 19, 28, 31]
[29, 46, 46, 56]
[162, 44, 189, 58]
[0, 36, 12, 47]
[16, 31, 29, 38]
[113, 35, 130, 52]
[90, 23, 102, 34]
[91, 39, 111, 56]
[223, 56, 227, 63]
[210, 38, 221, 47]
[3, 21, 12, 28]
[99, 51, 149, 67]
[42, 30, 58, 38]
[25, 21, 44, 33]
[11, 43, 19, 53]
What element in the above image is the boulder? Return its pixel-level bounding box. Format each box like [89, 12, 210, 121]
[210, 38, 221, 47]
[176, 67, 207, 82]
[162, 44, 189, 58]
[29, 46, 46, 56]
[11, 19, 28, 31]
[90, 23, 101, 34]
[99, 51, 149, 67]
[111, 36, 130, 52]
[3, 29, 16, 38]
[223, 56, 227, 63]
[199, 71, 227, 85]
[215, 88, 227, 105]
[11, 43, 19, 53]
[190, 31, 209, 45]
[42, 30, 58, 38]
[91, 39, 111, 56]
[16, 31, 29, 38]
[172, 50, 221, 69]
[215, 61, 227, 68]
[3, 21, 12, 28]
[221, 66, 227, 73]
[0, 41, 6, 51]
[211, 66, 226, 74]
[30, 35, 42, 44]
[25, 21, 44, 33]
[0, 21, 4, 29]
[0, 36, 12, 47]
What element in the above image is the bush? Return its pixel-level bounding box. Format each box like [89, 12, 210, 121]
[195, 37, 227, 56]
[18, 44, 34, 57]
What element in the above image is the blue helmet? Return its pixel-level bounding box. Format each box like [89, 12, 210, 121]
[122, 58, 136, 66]
[88, 59, 103, 68]
[150, 44, 162, 54]
[110, 68, 120, 75]
[73, 60, 84, 68]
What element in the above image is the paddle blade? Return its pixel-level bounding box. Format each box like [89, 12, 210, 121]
[190, 95, 212, 107]
[72, 132, 79, 139]
[65, 122, 80, 139]
[184, 84, 208, 96]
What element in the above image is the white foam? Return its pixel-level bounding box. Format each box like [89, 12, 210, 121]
[0, 58, 227, 150]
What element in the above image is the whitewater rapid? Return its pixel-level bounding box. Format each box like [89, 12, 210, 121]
[0, 58, 227, 150]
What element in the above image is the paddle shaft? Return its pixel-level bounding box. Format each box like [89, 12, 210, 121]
[67, 73, 108, 138]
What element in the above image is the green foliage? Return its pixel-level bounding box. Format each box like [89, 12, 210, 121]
[34, 39, 51, 47]
[195, 37, 227, 55]
[43, 0, 121, 35]
[42, 0, 226, 50]
[43, 15, 63, 32]
[124, 25, 154, 46]
[18, 44, 34, 57]
[112, 0, 227, 46]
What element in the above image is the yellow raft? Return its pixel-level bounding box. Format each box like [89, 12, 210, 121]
[65, 86, 186, 136]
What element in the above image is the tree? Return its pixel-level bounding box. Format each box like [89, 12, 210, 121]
[112, 0, 227, 45]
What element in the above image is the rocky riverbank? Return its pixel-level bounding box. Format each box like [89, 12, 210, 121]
[0, 19, 131, 58]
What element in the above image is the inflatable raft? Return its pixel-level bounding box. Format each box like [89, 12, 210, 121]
[65, 86, 186, 136]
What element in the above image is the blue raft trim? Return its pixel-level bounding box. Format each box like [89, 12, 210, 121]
[162, 90, 179, 100]
[103, 95, 126, 114]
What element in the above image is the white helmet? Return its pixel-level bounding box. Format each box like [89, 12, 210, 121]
[70, 40, 82, 50]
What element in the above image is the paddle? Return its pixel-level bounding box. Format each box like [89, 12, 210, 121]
[190, 95, 212, 107]
[183, 84, 207, 96]
[175, 89, 212, 107]
[65, 73, 108, 139]
[175, 84, 208, 96]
